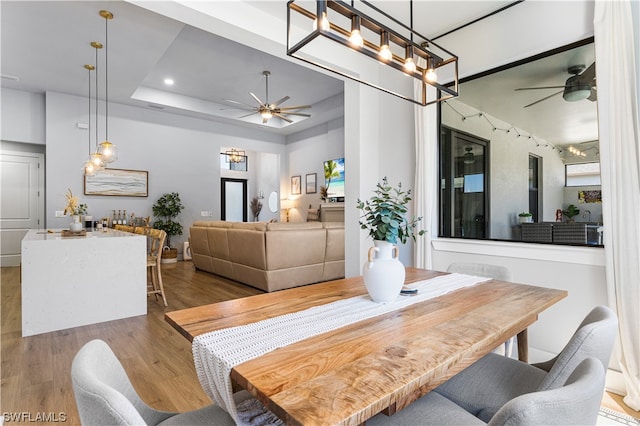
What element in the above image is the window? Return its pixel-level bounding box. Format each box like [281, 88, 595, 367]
[566, 163, 601, 186]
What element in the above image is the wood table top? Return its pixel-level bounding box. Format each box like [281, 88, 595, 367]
[165, 268, 567, 425]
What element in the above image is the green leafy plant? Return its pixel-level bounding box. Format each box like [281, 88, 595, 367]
[356, 177, 425, 244]
[152, 192, 184, 248]
[562, 204, 580, 221]
[518, 212, 532, 217]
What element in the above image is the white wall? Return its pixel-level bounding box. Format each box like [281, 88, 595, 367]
[1, 88, 46, 144]
[285, 118, 345, 222]
[44, 91, 288, 255]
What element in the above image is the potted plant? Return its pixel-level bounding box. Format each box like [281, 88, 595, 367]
[562, 204, 580, 223]
[356, 177, 424, 302]
[250, 196, 263, 222]
[152, 192, 184, 263]
[518, 212, 533, 224]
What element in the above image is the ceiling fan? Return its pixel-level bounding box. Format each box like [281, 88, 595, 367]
[224, 71, 311, 124]
[515, 62, 596, 108]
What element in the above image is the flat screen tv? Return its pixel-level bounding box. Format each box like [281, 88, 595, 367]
[324, 157, 345, 200]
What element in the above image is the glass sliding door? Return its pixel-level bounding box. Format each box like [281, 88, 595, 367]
[440, 127, 489, 238]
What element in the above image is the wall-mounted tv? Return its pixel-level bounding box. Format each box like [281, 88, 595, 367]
[324, 157, 345, 200]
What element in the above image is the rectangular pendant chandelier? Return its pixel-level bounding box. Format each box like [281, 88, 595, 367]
[287, 0, 459, 106]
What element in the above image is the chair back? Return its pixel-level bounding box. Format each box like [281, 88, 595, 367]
[71, 339, 172, 425]
[489, 357, 605, 426]
[146, 228, 167, 261]
[535, 305, 617, 390]
[447, 262, 513, 281]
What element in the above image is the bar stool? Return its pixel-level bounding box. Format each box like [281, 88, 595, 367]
[135, 227, 168, 306]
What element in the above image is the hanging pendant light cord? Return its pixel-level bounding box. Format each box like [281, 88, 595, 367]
[104, 15, 109, 141]
[95, 45, 100, 149]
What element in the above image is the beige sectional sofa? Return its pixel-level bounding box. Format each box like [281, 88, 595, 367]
[189, 221, 345, 292]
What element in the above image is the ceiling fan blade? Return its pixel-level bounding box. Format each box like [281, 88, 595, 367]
[278, 105, 312, 111]
[577, 62, 596, 84]
[274, 113, 293, 123]
[271, 96, 290, 107]
[523, 90, 563, 108]
[238, 112, 258, 118]
[281, 112, 311, 118]
[249, 92, 264, 106]
[220, 106, 254, 112]
[515, 86, 566, 91]
[223, 98, 255, 109]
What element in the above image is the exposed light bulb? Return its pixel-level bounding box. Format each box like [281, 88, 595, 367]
[424, 68, 437, 83]
[83, 160, 96, 176]
[379, 32, 392, 61]
[164, 78, 174, 86]
[97, 140, 118, 163]
[404, 58, 416, 73]
[260, 109, 273, 120]
[403, 46, 416, 74]
[349, 16, 363, 48]
[312, 12, 329, 31]
[349, 29, 363, 48]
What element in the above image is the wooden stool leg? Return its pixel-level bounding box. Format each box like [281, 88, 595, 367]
[155, 264, 168, 307]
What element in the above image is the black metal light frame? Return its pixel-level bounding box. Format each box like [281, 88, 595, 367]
[287, 0, 459, 106]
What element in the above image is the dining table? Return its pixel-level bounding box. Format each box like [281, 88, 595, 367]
[165, 267, 567, 426]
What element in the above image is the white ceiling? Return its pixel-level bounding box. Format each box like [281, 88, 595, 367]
[1, 0, 596, 142]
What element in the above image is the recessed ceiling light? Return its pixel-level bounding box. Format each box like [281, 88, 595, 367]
[164, 78, 174, 86]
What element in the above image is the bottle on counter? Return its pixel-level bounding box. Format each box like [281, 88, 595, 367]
[122, 210, 127, 225]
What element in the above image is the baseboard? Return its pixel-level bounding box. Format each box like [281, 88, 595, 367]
[606, 369, 627, 396]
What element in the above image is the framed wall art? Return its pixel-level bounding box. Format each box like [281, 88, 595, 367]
[291, 175, 301, 195]
[306, 173, 317, 194]
[84, 168, 148, 197]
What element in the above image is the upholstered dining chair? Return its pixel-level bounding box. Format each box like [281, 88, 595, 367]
[366, 357, 605, 425]
[447, 262, 515, 356]
[135, 227, 168, 306]
[71, 339, 243, 425]
[432, 305, 617, 422]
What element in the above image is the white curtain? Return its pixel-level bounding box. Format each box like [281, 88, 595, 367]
[413, 73, 439, 269]
[594, 0, 640, 410]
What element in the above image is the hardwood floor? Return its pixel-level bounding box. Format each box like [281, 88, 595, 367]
[2, 262, 638, 424]
[1, 261, 261, 424]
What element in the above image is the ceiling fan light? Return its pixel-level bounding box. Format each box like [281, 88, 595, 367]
[260, 109, 273, 120]
[464, 147, 475, 164]
[563, 83, 591, 102]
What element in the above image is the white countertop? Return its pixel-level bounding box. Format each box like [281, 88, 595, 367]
[23, 228, 142, 242]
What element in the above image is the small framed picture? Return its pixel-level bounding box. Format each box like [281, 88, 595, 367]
[306, 173, 317, 194]
[291, 175, 301, 195]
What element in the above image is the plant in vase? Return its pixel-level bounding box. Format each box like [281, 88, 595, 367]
[356, 177, 424, 303]
[152, 192, 184, 263]
[518, 211, 533, 224]
[562, 204, 580, 223]
[63, 188, 87, 232]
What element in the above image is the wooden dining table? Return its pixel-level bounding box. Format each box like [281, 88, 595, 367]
[165, 267, 567, 426]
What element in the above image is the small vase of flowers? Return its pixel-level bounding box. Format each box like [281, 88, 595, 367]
[63, 188, 88, 232]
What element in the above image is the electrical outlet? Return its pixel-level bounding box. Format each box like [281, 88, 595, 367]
[201, 211, 212, 217]
[55, 211, 65, 217]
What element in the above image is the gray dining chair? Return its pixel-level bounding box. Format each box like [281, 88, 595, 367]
[71, 339, 243, 425]
[433, 305, 617, 422]
[366, 357, 605, 425]
[446, 262, 515, 357]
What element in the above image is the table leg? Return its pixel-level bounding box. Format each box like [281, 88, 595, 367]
[517, 329, 528, 362]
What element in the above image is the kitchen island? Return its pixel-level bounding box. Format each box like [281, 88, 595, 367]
[21, 228, 146, 337]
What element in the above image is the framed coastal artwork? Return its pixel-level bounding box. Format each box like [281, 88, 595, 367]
[291, 175, 301, 195]
[84, 168, 148, 197]
[306, 173, 317, 194]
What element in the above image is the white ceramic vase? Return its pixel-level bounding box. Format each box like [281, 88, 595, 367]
[69, 215, 83, 232]
[362, 240, 405, 303]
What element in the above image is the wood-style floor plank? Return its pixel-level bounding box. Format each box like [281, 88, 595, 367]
[1, 261, 261, 424]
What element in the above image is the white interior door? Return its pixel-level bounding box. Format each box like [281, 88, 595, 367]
[1, 152, 44, 266]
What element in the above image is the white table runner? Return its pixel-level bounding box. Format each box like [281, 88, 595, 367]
[192, 273, 490, 423]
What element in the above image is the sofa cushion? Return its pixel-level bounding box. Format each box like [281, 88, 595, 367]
[265, 227, 326, 270]
[266, 222, 324, 231]
[227, 229, 267, 270]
